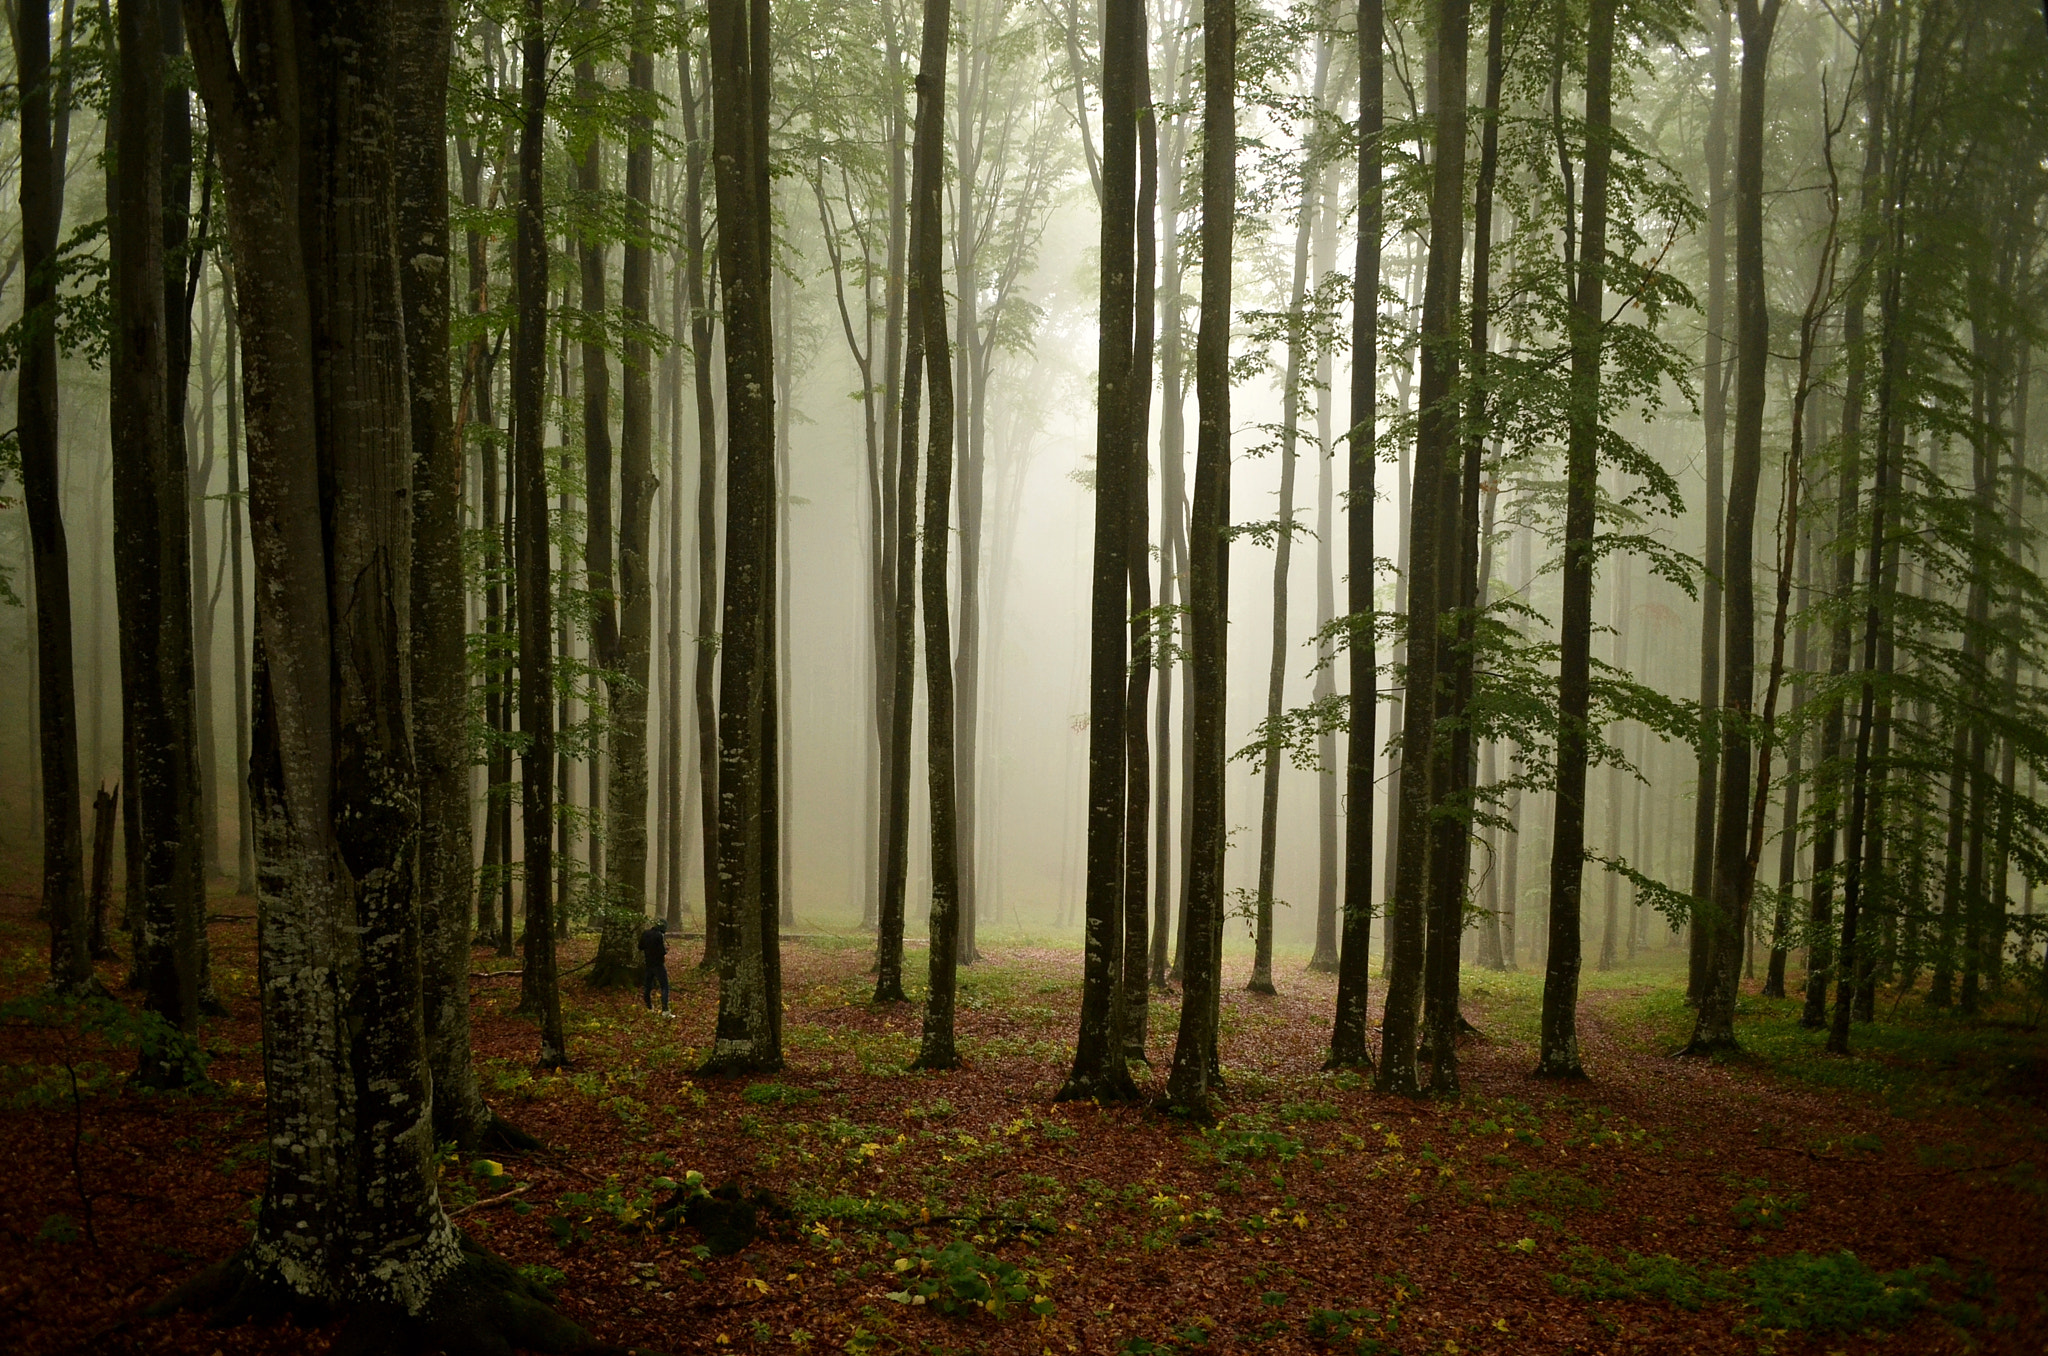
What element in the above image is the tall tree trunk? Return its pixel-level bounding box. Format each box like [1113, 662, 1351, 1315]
[1061, 0, 1142, 1103]
[511, 0, 569, 1067]
[1251, 30, 1331, 998]
[1309, 202, 1340, 977]
[1121, 72, 1158, 1054]
[598, 0, 659, 986]
[1600, 562, 1628, 971]
[1830, 0, 1902, 1057]
[1690, 0, 1732, 1003]
[1990, 347, 2030, 992]
[398, 0, 525, 1148]
[1327, 0, 1382, 1070]
[702, 0, 783, 1075]
[167, 2, 600, 1333]
[1765, 516, 1812, 997]
[666, 232, 689, 931]
[113, 0, 200, 1069]
[221, 281, 256, 896]
[1380, 0, 1467, 1096]
[875, 50, 926, 1007]
[1804, 5, 1884, 1026]
[1152, 11, 1192, 993]
[910, 0, 961, 1070]
[872, 0, 912, 937]
[1536, 0, 1615, 1079]
[21, 0, 90, 993]
[1165, 0, 1235, 1115]
[1686, 0, 1778, 1055]
[678, 51, 723, 970]
[950, 10, 982, 969]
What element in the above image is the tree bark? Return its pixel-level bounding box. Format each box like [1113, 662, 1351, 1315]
[1536, 0, 1616, 1079]
[1327, 0, 1382, 1070]
[678, 51, 722, 970]
[1165, 0, 1235, 1116]
[599, 0, 660, 988]
[1251, 31, 1331, 998]
[1122, 73, 1158, 1054]
[21, 0, 91, 993]
[512, 0, 569, 1068]
[1690, 0, 1732, 1004]
[1380, 0, 1467, 1096]
[1061, 0, 1142, 1103]
[1686, 0, 1779, 1055]
[702, 0, 784, 1075]
[164, 1, 609, 1335]
[397, 0, 525, 1149]
[909, 0, 961, 1073]
[113, 0, 200, 1067]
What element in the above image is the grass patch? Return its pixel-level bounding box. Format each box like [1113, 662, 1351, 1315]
[1504, 1168, 1606, 1213]
[1552, 1247, 1978, 1336]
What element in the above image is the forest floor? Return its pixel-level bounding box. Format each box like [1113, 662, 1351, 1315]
[3, 881, 2047, 1355]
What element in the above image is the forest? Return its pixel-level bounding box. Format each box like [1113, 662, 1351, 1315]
[2, 0, 2047, 1351]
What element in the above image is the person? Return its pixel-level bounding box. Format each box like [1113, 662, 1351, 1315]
[640, 918, 672, 1016]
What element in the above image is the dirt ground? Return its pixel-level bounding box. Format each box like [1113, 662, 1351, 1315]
[3, 885, 2045, 1355]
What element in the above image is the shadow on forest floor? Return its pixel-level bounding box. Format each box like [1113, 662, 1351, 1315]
[2, 882, 2044, 1355]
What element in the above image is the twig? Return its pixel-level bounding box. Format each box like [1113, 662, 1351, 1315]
[449, 1183, 531, 1217]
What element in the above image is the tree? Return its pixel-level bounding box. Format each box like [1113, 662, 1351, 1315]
[1327, 0, 1383, 1071]
[1536, 0, 1617, 1080]
[1248, 19, 1333, 999]
[398, 0, 531, 1149]
[599, 0, 662, 986]
[112, 0, 201, 1075]
[1689, 0, 1731, 1005]
[19, 0, 91, 994]
[1685, 0, 1780, 1056]
[515, 0, 570, 1069]
[677, 44, 723, 971]
[167, 0, 592, 1337]
[910, 0, 963, 1073]
[1164, 0, 1235, 1117]
[1380, 0, 1469, 1097]
[702, 0, 785, 1075]
[1060, 0, 1143, 1103]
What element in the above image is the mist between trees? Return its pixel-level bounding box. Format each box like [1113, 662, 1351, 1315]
[1, 0, 2045, 1338]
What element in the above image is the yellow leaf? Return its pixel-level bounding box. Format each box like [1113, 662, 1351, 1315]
[1494, 1318, 1510, 1332]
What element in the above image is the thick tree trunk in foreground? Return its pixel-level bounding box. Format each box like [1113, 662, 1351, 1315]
[1327, 0, 1382, 1070]
[703, 0, 784, 1075]
[1537, 0, 1615, 1079]
[1061, 0, 1142, 1103]
[168, 2, 595, 1340]
[1164, 0, 1235, 1116]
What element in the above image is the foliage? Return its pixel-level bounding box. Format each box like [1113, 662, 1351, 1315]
[881, 1233, 1053, 1319]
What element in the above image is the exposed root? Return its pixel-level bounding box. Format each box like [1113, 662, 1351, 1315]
[153, 1232, 659, 1356]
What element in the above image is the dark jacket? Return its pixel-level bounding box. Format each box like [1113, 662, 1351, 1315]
[639, 924, 667, 968]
